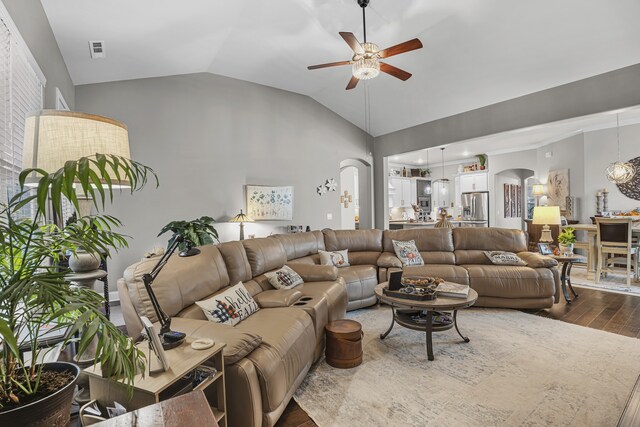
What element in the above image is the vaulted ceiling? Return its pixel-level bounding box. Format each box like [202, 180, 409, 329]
[41, 0, 640, 136]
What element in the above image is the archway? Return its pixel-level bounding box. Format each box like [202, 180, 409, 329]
[494, 168, 535, 230]
[340, 158, 373, 229]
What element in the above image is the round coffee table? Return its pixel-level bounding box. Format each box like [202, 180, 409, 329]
[375, 282, 478, 361]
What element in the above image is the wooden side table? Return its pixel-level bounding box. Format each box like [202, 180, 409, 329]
[551, 255, 585, 303]
[84, 338, 226, 427]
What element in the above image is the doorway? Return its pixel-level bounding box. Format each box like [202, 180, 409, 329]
[340, 158, 372, 229]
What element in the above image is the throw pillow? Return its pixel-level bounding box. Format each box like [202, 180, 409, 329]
[319, 249, 350, 268]
[484, 251, 527, 266]
[392, 240, 424, 266]
[265, 265, 304, 290]
[195, 283, 260, 326]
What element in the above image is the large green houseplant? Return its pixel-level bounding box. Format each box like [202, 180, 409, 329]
[158, 216, 219, 251]
[0, 154, 157, 425]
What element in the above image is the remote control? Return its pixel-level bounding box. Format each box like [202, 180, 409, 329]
[162, 331, 186, 342]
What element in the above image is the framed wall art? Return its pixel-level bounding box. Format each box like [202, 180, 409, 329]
[246, 185, 294, 221]
[547, 169, 570, 210]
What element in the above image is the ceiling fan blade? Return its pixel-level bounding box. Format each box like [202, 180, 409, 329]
[339, 32, 364, 55]
[380, 62, 412, 81]
[346, 75, 359, 90]
[307, 61, 351, 70]
[377, 38, 423, 59]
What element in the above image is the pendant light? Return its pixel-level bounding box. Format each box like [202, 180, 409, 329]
[433, 147, 449, 195]
[605, 114, 635, 184]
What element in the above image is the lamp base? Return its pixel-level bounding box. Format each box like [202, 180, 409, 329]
[161, 330, 186, 350]
[539, 224, 554, 243]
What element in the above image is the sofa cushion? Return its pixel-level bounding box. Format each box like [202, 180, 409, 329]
[242, 237, 287, 276]
[288, 263, 338, 282]
[337, 265, 379, 305]
[319, 249, 350, 268]
[383, 228, 456, 264]
[196, 283, 260, 326]
[125, 245, 230, 323]
[218, 241, 253, 284]
[518, 252, 559, 268]
[271, 231, 325, 260]
[347, 251, 382, 265]
[165, 317, 262, 365]
[235, 308, 316, 412]
[265, 265, 304, 290]
[402, 265, 470, 285]
[392, 239, 424, 266]
[322, 228, 383, 252]
[464, 265, 556, 299]
[377, 252, 402, 268]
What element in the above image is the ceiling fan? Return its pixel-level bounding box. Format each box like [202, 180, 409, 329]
[307, 0, 423, 90]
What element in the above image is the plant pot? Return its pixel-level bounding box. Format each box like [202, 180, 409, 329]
[0, 362, 80, 427]
[559, 243, 574, 256]
[480, 165, 486, 170]
[68, 250, 100, 273]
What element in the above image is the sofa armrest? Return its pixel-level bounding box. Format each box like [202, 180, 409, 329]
[517, 252, 558, 268]
[253, 289, 302, 308]
[377, 252, 402, 268]
[288, 263, 338, 281]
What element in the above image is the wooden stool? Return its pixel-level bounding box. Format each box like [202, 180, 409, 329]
[325, 320, 363, 369]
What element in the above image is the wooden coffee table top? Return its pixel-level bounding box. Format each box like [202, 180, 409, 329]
[375, 282, 478, 311]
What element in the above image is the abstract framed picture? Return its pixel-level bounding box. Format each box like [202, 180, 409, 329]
[547, 169, 570, 210]
[246, 185, 294, 221]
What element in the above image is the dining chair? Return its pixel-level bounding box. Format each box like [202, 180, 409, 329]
[595, 217, 639, 286]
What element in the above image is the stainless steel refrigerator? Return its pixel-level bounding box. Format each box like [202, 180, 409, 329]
[461, 191, 489, 226]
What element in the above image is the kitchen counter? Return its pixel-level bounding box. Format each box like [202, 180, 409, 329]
[388, 220, 488, 230]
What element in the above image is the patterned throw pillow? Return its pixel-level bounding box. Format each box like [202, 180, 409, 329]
[195, 283, 260, 326]
[484, 251, 527, 266]
[392, 240, 424, 266]
[319, 249, 350, 268]
[265, 265, 304, 290]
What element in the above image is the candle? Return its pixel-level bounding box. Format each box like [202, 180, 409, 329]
[597, 191, 601, 196]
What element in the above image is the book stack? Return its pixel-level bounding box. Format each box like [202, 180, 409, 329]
[435, 282, 470, 299]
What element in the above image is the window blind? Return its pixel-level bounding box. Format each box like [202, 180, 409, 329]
[0, 13, 44, 217]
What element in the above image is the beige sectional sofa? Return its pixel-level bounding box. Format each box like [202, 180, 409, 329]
[117, 227, 560, 426]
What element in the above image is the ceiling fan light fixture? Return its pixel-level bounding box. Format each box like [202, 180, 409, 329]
[352, 57, 380, 80]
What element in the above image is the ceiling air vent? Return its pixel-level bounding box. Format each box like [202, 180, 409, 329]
[89, 41, 106, 59]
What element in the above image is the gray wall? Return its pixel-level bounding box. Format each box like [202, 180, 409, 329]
[75, 73, 369, 289]
[373, 63, 640, 228]
[3, 0, 74, 109]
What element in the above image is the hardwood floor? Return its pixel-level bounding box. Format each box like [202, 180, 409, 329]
[277, 286, 640, 427]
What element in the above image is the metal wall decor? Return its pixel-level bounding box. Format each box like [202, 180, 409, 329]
[503, 184, 522, 218]
[616, 156, 640, 201]
[316, 178, 338, 196]
[340, 191, 353, 208]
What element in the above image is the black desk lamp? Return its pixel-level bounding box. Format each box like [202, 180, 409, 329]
[141, 234, 200, 349]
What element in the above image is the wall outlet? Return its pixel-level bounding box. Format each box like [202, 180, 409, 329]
[545, 151, 553, 158]
[326, 213, 333, 220]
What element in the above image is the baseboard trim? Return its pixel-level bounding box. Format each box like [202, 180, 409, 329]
[109, 291, 120, 305]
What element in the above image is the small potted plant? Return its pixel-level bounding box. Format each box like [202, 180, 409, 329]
[557, 227, 576, 255]
[476, 154, 487, 170]
[158, 216, 219, 251]
[419, 168, 430, 178]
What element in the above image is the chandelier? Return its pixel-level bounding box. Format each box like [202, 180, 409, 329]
[605, 114, 636, 184]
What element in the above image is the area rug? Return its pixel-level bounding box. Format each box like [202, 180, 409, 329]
[570, 265, 640, 296]
[294, 306, 640, 426]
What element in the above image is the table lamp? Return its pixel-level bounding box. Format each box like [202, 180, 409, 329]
[532, 184, 546, 206]
[230, 209, 254, 240]
[141, 234, 200, 349]
[532, 206, 561, 243]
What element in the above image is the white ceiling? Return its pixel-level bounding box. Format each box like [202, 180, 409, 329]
[390, 106, 640, 166]
[41, 0, 640, 136]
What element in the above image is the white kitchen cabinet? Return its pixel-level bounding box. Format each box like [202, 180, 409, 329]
[459, 172, 488, 193]
[388, 177, 416, 207]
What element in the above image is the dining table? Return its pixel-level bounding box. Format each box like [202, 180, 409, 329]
[562, 222, 640, 273]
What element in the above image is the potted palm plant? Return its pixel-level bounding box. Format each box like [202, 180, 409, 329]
[557, 227, 576, 255]
[0, 154, 157, 426]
